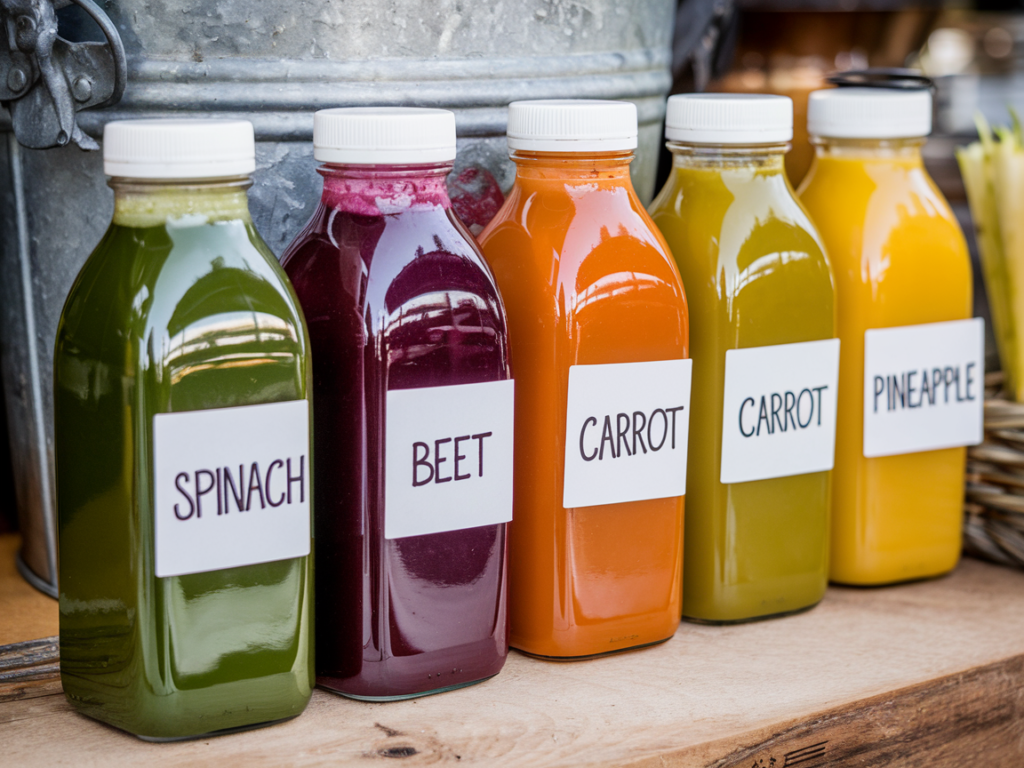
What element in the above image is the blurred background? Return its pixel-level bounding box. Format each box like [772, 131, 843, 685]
[1, 0, 1021, 535]
[671, 0, 1024, 186]
[668, 0, 1024, 379]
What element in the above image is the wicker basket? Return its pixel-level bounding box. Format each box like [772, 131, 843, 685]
[964, 372, 1024, 568]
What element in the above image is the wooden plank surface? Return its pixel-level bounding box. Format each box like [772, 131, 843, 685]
[2, 535, 1024, 766]
[0, 535, 57, 645]
[0, 536, 61, 704]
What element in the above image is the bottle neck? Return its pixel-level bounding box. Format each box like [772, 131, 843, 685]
[110, 177, 252, 229]
[810, 136, 926, 163]
[509, 150, 634, 183]
[666, 142, 789, 173]
[318, 163, 452, 215]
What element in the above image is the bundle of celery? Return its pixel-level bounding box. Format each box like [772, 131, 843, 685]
[957, 112, 1024, 401]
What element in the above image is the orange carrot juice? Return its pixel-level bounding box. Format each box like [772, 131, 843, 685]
[798, 88, 979, 585]
[479, 100, 690, 658]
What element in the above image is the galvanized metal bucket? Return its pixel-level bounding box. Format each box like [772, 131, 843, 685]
[0, 0, 678, 595]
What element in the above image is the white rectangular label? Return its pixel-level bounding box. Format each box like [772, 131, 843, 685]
[384, 380, 514, 540]
[863, 319, 984, 458]
[720, 339, 840, 484]
[153, 400, 311, 578]
[563, 359, 692, 508]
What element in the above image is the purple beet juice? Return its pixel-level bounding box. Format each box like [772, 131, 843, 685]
[281, 108, 511, 700]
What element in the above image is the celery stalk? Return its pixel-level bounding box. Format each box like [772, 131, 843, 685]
[993, 120, 1024, 401]
[957, 112, 1024, 400]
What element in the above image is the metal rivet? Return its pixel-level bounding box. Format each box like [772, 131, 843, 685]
[8, 67, 27, 93]
[71, 76, 93, 103]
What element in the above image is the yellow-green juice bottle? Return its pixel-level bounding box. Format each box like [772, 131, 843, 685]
[649, 94, 838, 622]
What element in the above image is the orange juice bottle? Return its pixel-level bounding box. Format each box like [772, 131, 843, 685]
[478, 100, 691, 658]
[798, 88, 982, 585]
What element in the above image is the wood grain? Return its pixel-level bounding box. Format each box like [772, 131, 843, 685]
[0, 635, 61, 704]
[653, 656, 1024, 767]
[0, 673, 62, 705]
[2, 543, 1024, 765]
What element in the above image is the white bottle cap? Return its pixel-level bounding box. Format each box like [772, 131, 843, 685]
[103, 119, 256, 179]
[314, 107, 457, 165]
[665, 93, 793, 145]
[506, 100, 638, 152]
[807, 88, 932, 139]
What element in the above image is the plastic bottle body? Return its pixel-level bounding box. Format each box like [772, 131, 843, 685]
[798, 137, 972, 585]
[56, 178, 314, 740]
[479, 151, 688, 658]
[650, 144, 835, 622]
[282, 163, 510, 698]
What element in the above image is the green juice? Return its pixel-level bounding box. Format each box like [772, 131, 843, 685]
[55, 181, 313, 739]
[650, 148, 835, 622]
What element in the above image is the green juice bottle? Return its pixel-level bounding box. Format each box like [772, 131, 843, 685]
[649, 95, 838, 623]
[55, 120, 314, 740]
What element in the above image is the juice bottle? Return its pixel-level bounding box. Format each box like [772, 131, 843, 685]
[281, 108, 513, 699]
[798, 88, 981, 585]
[649, 94, 838, 623]
[478, 100, 691, 659]
[55, 120, 313, 740]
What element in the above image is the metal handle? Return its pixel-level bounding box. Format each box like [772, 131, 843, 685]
[0, 0, 127, 150]
[69, 0, 126, 109]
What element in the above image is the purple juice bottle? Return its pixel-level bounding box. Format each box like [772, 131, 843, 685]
[281, 108, 513, 700]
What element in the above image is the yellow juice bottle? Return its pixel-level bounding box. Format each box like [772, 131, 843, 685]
[798, 88, 981, 585]
[649, 94, 838, 622]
